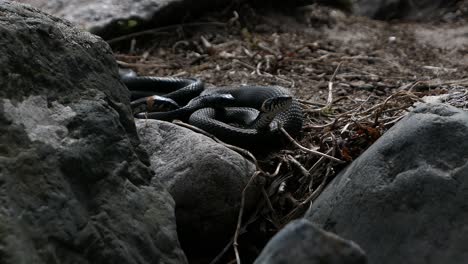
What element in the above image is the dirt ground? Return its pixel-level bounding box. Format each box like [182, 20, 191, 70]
[111, 2, 468, 263]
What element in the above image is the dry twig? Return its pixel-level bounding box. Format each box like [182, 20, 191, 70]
[280, 127, 343, 163]
[233, 171, 262, 264]
[107, 22, 226, 44]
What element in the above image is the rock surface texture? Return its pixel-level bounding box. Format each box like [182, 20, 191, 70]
[13, 0, 232, 37]
[254, 219, 367, 264]
[306, 103, 468, 264]
[135, 119, 258, 257]
[0, 2, 186, 264]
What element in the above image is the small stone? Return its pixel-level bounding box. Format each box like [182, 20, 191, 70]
[255, 219, 367, 264]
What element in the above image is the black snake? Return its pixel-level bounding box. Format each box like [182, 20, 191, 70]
[120, 69, 303, 147]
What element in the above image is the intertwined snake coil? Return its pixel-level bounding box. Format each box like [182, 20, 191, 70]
[121, 70, 303, 148]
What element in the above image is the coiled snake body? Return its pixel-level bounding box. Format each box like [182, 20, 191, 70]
[121, 70, 303, 148]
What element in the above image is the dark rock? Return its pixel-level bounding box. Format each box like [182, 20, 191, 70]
[254, 219, 367, 264]
[135, 119, 259, 257]
[348, 0, 458, 20]
[0, 2, 186, 264]
[12, 0, 233, 38]
[306, 103, 468, 264]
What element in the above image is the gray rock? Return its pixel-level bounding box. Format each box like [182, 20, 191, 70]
[306, 103, 468, 264]
[349, 0, 457, 20]
[0, 2, 186, 264]
[135, 119, 258, 256]
[13, 0, 232, 38]
[255, 219, 367, 264]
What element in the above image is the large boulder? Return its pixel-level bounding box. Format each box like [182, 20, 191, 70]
[13, 0, 233, 38]
[135, 119, 258, 257]
[0, 2, 186, 264]
[254, 219, 367, 264]
[348, 0, 458, 20]
[306, 103, 468, 264]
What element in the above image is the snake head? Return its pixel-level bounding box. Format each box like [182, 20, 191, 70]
[260, 96, 292, 113]
[130, 95, 179, 114]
